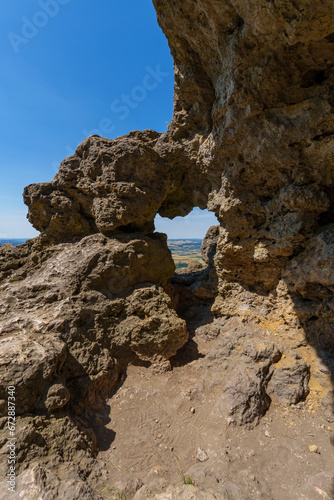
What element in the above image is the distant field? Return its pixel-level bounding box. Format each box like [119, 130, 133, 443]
[0, 239, 26, 247]
[167, 239, 204, 267]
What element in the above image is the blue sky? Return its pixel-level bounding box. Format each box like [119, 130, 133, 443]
[0, 0, 217, 239]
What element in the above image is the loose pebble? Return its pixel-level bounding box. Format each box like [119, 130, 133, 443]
[309, 445, 320, 454]
[196, 447, 209, 462]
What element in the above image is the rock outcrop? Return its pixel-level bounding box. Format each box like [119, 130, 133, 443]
[0, 231, 187, 415]
[0, 0, 333, 498]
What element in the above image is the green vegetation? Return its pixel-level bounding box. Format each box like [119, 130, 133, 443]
[182, 475, 195, 485]
[102, 487, 126, 499]
[175, 262, 188, 269]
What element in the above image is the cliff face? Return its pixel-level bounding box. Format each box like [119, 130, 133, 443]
[0, 0, 333, 497]
[153, 0, 334, 288]
[155, 0, 334, 384]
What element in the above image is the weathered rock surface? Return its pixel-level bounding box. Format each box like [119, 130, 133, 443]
[0, 462, 100, 500]
[267, 353, 310, 405]
[0, 233, 186, 368]
[196, 318, 288, 426]
[0, 0, 333, 497]
[0, 335, 67, 415]
[200, 226, 219, 265]
[23, 131, 166, 242]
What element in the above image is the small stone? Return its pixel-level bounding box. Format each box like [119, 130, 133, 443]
[249, 450, 255, 456]
[327, 427, 333, 432]
[157, 433, 163, 439]
[167, 423, 171, 428]
[114, 478, 144, 496]
[309, 445, 320, 454]
[155, 419, 159, 423]
[148, 465, 166, 477]
[190, 407, 195, 414]
[196, 447, 209, 462]
[264, 431, 270, 437]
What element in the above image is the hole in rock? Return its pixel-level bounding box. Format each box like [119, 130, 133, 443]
[301, 69, 327, 88]
[155, 207, 219, 273]
[155, 208, 220, 366]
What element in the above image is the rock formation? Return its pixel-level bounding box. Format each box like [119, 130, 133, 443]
[0, 0, 333, 498]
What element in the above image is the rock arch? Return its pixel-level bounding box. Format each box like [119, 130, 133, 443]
[0, 0, 333, 494]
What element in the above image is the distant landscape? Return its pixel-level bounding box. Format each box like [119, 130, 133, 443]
[0, 239, 27, 247]
[167, 239, 204, 269]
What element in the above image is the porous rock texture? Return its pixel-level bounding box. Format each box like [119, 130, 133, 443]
[0, 0, 334, 498]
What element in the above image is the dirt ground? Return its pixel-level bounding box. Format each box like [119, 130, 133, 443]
[88, 331, 334, 500]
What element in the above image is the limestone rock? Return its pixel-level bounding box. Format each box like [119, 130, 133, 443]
[44, 381, 71, 412]
[0, 233, 186, 373]
[0, 463, 100, 500]
[283, 226, 334, 299]
[196, 448, 209, 462]
[199, 319, 283, 426]
[267, 354, 310, 405]
[201, 226, 219, 265]
[114, 478, 144, 499]
[23, 131, 168, 243]
[0, 335, 67, 415]
[221, 367, 271, 426]
[0, 241, 32, 282]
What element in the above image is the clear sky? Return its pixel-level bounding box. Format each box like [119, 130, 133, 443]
[155, 209, 218, 240]
[1, 0, 217, 239]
